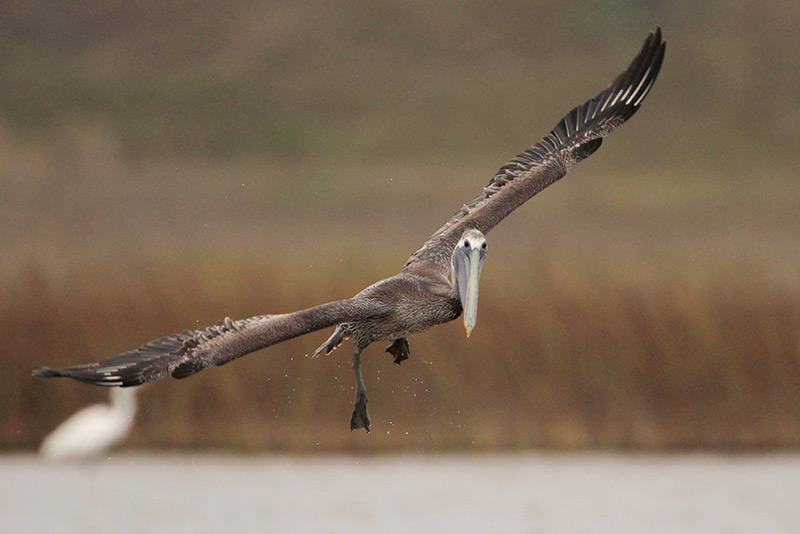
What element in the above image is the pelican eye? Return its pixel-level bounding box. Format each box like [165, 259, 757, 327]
[481, 242, 487, 249]
[463, 240, 470, 248]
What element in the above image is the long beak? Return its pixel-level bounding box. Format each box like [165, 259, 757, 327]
[462, 248, 483, 337]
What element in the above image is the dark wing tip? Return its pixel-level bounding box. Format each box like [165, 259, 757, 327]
[31, 344, 186, 387]
[29, 316, 257, 387]
[499, 27, 666, 175]
[558, 26, 665, 159]
[32, 363, 130, 386]
[32, 367, 60, 378]
[594, 26, 666, 120]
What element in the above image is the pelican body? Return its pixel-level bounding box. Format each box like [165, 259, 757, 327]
[34, 29, 665, 431]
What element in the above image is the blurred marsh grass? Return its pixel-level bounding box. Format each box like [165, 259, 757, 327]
[8, 247, 799, 452]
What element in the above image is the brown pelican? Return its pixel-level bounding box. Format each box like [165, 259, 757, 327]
[34, 28, 665, 432]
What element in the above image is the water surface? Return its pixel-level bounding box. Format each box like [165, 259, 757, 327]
[3, 453, 799, 533]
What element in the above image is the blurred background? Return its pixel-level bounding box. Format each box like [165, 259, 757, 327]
[2, 0, 799, 453]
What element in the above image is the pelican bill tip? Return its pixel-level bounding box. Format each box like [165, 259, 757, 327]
[465, 326, 473, 338]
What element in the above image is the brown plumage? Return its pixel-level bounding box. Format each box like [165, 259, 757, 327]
[34, 28, 666, 431]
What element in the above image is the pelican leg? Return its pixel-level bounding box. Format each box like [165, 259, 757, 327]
[350, 350, 371, 432]
[385, 337, 411, 365]
[312, 325, 347, 357]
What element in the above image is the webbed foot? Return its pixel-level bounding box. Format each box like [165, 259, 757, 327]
[350, 393, 370, 432]
[385, 337, 411, 365]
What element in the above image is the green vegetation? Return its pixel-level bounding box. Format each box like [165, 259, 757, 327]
[2, 1, 798, 451]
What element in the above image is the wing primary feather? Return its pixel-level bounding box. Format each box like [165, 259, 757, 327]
[403, 28, 664, 274]
[33, 299, 378, 387]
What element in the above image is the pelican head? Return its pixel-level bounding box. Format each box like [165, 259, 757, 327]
[452, 228, 487, 337]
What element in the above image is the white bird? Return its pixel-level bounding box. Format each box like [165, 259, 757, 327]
[39, 387, 138, 461]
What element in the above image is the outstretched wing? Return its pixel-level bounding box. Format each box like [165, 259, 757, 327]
[33, 298, 379, 387]
[404, 27, 665, 277]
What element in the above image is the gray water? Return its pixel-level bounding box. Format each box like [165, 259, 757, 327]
[2, 453, 799, 533]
